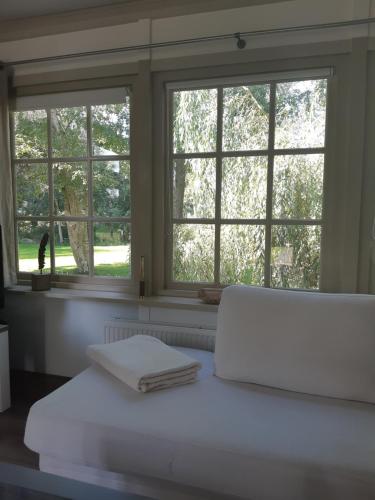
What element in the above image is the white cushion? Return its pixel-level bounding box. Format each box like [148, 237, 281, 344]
[25, 348, 375, 499]
[215, 285, 375, 403]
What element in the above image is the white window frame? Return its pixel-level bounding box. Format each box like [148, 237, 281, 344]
[165, 69, 332, 290]
[11, 86, 135, 288]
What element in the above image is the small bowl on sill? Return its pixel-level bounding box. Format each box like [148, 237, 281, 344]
[198, 288, 222, 305]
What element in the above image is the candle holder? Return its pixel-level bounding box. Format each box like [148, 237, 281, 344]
[139, 256, 145, 299]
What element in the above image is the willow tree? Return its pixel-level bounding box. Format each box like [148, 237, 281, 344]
[172, 79, 327, 288]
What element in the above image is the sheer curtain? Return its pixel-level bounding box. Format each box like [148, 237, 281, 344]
[0, 67, 16, 286]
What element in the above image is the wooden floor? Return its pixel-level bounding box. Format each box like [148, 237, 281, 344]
[0, 371, 69, 469]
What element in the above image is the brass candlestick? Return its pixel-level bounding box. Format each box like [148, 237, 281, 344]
[139, 256, 145, 299]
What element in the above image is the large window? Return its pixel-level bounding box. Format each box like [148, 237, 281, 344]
[168, 75, 328, 289]
[12, 87, 132, 281]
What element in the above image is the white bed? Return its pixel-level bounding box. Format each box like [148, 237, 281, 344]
[25, 347, 375, 500]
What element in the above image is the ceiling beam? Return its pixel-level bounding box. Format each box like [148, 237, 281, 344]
[0, 0, 288, 43]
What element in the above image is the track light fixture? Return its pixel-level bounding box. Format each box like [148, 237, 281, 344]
[234, 32, 247, 49]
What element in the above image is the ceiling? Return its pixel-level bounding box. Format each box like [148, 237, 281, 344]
[0, 0, 130, 20]
[0, 0, 288, 43]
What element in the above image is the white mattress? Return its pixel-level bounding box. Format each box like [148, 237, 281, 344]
[25, 348, 375, 500]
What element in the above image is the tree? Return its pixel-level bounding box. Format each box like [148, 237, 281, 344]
[14, 97, 131, 274]
[172, 79, 327, 288]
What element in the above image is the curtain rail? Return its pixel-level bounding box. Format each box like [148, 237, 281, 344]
[5, 16, 375, 67]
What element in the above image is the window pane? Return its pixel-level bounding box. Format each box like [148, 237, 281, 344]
[54, 163, 88, 216]
[13, 110, 48, 159]
[223, 85, 270, 151]
[220, 225, 265, 285]
[173, 89, 217, 153]
[221, 156, 268, 219]
[173, 224, 215, 282]
[271, 225, 321, 289]
[92, 100, 130, 156]
[273, 154, 324, 219]
[275, 79, 327, 149]
[54, 221, 89, 275]
[173, 158, 215, 219]
[94, 223, 130, 277]
[93, 160, 130, 217]
[51, 107, 87, 157]
[17, 221, 50, 273]
[16, 163, 49, 217]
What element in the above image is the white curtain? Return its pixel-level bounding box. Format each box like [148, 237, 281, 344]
[0, 68, 16, 286]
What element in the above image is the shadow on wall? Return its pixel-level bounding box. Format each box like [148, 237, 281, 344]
[2, 292, 47, 373]
[3, 291, 138, 377]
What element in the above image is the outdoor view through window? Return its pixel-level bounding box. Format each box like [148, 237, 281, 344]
[170, 77, 327, 289]
[13, 88, 131, 279]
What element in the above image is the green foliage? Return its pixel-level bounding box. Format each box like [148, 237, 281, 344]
[14, 110, 48, 158]
[92, 103, 130, 155]
[93, 161, 131, 219]
[14, 96, 132, 277]
[172, 79, 327, 289]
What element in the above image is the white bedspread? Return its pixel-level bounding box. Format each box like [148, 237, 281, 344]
[87, 335, 201, 392]
[24, 348, 375, 500]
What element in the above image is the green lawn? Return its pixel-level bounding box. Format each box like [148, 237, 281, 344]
[19, 243, 72, 259]
[18, 243, 130, 277]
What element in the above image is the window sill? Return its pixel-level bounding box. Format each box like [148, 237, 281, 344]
[6, 285, 219, 312]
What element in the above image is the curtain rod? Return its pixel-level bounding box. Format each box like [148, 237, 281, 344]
[5, 16, 375, 67]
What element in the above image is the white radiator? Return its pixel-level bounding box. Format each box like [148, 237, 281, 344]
[104, 320, 216, 352]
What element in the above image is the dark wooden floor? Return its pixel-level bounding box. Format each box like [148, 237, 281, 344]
[0, 371, 69, 469]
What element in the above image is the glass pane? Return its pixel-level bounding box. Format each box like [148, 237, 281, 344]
[173, 158, 215, 219]
[273, 154, 324, 219]
[17, 221, 50, 273]
[54, 163, 88, 216]
[54, 222, 89, 275]
[173, 89, 217, 153]
[92, 99, 130, 155]
[221, 156, 268, 219]
[275, 79, 327, 149]
[173, 224, 215, 282]
[220, 225, 265, 285]
[271, 225, 321, 289]
[16, 163, 49, 217]
[13, 110, 48, 159]
[94, 223, 131, 277]
[51, 106, 87, 157]
[223, 85, 270, 151]
[93, 160, 130, 217]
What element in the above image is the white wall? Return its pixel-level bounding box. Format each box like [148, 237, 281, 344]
[2, 293, 137, 376]
[2, 292, 217, 377]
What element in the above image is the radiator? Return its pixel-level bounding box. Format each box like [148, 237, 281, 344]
[104, 320, 216, 352]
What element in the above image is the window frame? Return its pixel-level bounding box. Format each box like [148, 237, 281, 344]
[165, 71, 331, 291]
[11, 84, 135, 288]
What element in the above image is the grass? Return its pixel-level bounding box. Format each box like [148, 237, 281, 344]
[18, 243, 130, 277]
[19, 243, 72, 259]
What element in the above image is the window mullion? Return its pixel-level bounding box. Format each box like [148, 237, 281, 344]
[47, 109, 55, 275]
[166, 90, 175, 286]
[264, 83, 277, 288]
[214, 87, 223, 285]
[87, 105, 94, 278]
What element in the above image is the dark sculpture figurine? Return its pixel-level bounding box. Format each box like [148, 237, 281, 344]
[32, 233, 51, 291]
[38, 233, 49, 275]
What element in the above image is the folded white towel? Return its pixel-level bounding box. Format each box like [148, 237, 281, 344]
[87, 335, 202, 393]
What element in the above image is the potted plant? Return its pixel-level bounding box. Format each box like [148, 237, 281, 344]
[31, 233, 51, 291]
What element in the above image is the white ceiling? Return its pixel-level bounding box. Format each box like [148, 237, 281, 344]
[0, 0, 130, 20]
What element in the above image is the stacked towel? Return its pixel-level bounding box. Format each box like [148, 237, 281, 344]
[87, 335, 202, 393]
